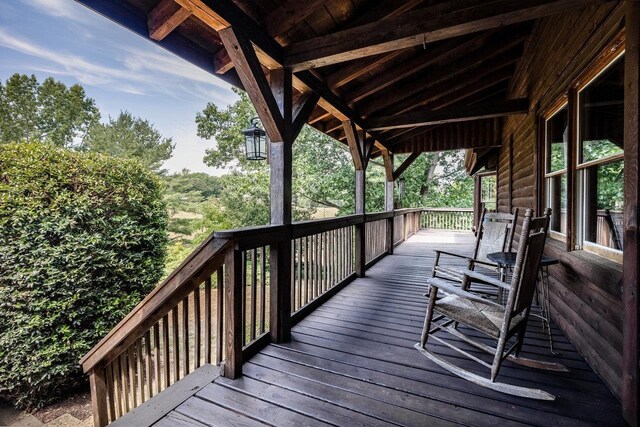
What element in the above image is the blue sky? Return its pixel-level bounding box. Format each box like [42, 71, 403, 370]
[0, 0, 239, 174]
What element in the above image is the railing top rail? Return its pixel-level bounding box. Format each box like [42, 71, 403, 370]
[422, 207, 474, 212]
[365, 211, 394, 222]
[394, 208, 424, 215]
[79, 235, 231, 373]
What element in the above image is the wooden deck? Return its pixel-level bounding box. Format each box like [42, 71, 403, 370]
[150, 231, 623, 427]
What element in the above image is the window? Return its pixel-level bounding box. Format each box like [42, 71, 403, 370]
[480, 174, 497, 211]
[540, 37, 624, 262]
[577, 53, 624, 259]
[544, 104, 569, 239]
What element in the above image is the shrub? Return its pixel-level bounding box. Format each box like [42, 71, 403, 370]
[0, 143, 168, 409]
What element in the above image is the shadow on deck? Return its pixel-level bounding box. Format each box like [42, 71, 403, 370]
[146, 231, 624, 426]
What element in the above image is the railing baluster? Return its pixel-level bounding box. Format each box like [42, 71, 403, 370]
[241, 251, 247, 346]
[194, 287, 201, 370]
[172, 306, 179, 382]
[204, 278, 212, 365]
[134, 338, 144, 406]
[292, 238, 303, 311]
[181, 297, 189, 378]
[162, 315, 170, 388]
[144, 331, 152, 399]
[260, 247, 266, 333]
[251, 248, 257, 341]
[153, 322, 160, 395]
[216, 267, 224, 366]
[308, 236, 311, 307]
[106, 364, 115, 422]
[112, 357, 121, 418]
[119, 353, 129, 413]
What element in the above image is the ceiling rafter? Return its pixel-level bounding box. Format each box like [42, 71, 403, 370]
[284, 0, 612, 71]
[366, 98, 529, 131]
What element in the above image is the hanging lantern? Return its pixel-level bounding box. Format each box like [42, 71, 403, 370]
[242, 117, 267, 160]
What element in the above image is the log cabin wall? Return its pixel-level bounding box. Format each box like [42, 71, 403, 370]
[499, 2, 625, 399]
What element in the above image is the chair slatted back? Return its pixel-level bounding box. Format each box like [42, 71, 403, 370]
[472, 208, 519, 264]
[505, 209, 551, 317]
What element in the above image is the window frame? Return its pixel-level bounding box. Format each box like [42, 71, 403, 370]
[537, 31, 625, 261]
[575, 50, 625, 170]
[542, 99, 570, 242]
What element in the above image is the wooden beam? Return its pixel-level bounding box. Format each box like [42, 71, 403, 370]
[214, 48, 233, 74]
[218, 27, 284, 141]
[173, 0, 392, 148]
[393, 152, 420, 180]
[367, 98, 529, 131]
[285, 0, 611, 71]
[148, 0, 191, 41]
[265, 0, 328, 42]
[347, 27, 528, 105]
[381, 149, 394, 182]
[623, 1, 640, 424]
[344, 120, 363, 170]
[359, 44, 521, 117]
[291, 92, 320, 139]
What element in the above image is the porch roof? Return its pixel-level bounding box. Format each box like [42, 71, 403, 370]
[74, 0, 612, 156]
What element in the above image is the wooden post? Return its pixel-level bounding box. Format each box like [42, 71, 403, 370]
[224, 248, 243, 379]
[89, 368, 108, 427]
[623, 1, 639, 424]
[473, 175, 481, 228]
[355, 169, 366, 276]
[383, 150, 395, 254]
[269, 68, 293, 343]
[344, 120, 367, 276]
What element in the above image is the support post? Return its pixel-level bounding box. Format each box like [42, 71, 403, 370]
[355, 169, 366, 276]
[224, 247, 243, 379]
[89, 368, 108, 427]
[623, 1, 639, 424]
[269, 68, 293, 344]
[382, 149, 395, 254]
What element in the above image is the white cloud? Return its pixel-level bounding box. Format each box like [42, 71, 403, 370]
[22, 0, 87, 22]
[0, 26, 235, 101]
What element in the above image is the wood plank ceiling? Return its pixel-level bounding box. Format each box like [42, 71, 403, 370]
[104, 0, 612, 157]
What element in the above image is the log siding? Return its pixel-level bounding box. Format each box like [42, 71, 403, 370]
[499, 2, 625, 399]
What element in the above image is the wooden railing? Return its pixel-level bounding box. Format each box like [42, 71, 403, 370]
[421, 208, 474, 231]
[594, 209, 623, 250]
[81, 209, 424, 426]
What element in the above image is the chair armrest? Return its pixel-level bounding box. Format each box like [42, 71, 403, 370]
[460, 269, 510, 290]
[433, 249, 470, 259]
[427, 278, 503, 308]
[467, 258, 498, 268]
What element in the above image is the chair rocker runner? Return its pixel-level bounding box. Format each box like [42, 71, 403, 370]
[432, 208, 518, 295]
[415, 209, 567, 400]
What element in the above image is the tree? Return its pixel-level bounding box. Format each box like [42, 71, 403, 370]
[0, 74, 100, 147]
[196, 90, 474, 225]
[197, 89, 387, 219]
[84, 111, 174, 172]
[0, 143, 167, 409]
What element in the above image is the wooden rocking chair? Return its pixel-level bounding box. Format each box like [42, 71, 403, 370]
[432, 208, 518, 294]
[415, 209, 567, 400]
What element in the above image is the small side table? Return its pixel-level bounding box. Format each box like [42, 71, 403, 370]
[486, 251, 559, 354]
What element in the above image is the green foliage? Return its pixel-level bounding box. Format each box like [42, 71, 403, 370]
[84, 111, 174, 172]
[0, 143, 168, 409]
[396, 150, 474, 209]
[161, 170, 222, 214]
[0, 74, 100, 147]
[596, 160, 623, 210]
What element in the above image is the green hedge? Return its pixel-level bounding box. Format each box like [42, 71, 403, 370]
[0, 143, 168, 408]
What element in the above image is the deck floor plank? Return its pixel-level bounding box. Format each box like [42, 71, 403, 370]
[155, 230, 625, 427]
